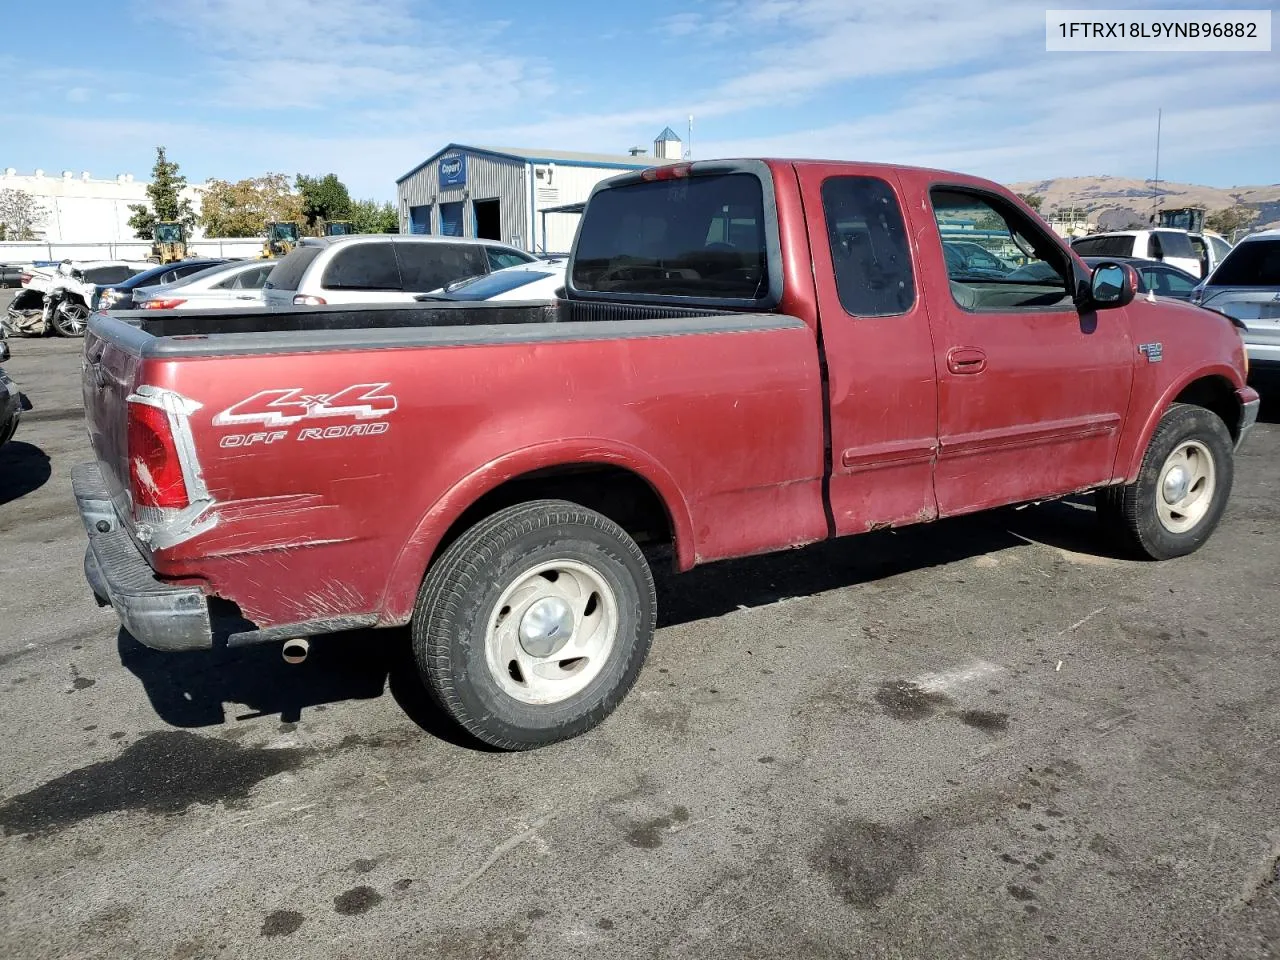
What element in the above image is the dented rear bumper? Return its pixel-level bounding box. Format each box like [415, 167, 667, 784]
[74, 462, 214, 651]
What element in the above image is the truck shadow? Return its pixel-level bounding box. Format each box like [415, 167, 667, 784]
[117, 499, 1120, 746]
[656, 497, 1120, 626]
[116, 627, 488, 749]
[0, 439, 52, 505]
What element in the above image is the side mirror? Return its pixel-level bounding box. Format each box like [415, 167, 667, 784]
[1089, 262, 1137, 309]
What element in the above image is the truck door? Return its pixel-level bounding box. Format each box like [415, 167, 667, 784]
[913, 182, 1134, 515]
[795, 166, 940, 534]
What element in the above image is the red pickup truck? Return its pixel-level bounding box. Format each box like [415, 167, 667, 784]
[78, 159, 1259, 749]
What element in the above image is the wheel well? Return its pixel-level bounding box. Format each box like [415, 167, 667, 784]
[1174, 376, 1240, 440]
[436, 464, 675, 560]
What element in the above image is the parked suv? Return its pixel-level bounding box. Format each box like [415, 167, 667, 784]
[1071, 229, 1203, 278]
[1192, 229, 1280, 370]
[263, 235, 537, 307]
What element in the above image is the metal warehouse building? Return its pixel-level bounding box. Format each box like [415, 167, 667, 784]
[395, 129, 682, 254]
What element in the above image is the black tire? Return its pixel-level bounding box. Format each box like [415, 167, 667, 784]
[0, 413, 16, 447]
[1099, 403, 1234, 560]
[411, 499, 656, 750]
[51, 301, 89, 337]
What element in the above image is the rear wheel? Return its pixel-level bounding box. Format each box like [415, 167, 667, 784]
[1096, 403, 1233, 560]
[51, 300, 89, 337]
[411, 499, 656, 750]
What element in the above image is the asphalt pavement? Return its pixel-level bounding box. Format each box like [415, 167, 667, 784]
[1, 332, 1278, 960]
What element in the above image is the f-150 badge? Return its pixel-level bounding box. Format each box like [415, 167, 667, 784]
[1138, 342, 1163, 363]
[214, 383, 398, 428]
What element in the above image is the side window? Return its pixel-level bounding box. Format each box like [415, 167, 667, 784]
[1147, 234, 1162, 259]
[1157, 268, 1196, 295]
[395, 242, 489, 291]
[322, 242, 403, 290]
[241, 264, 274, 289]
[213, 272, 242, 290]
[486, 248, 532, 271]
[820, 176, 914, 316]
[930, 188, 1070, 310]
[1154, 230, 1195, 259]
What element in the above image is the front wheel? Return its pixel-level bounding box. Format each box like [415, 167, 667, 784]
[51, 301, 89, 337]
[1097, 403, 1234, 560]
[411, 500, 656, 750]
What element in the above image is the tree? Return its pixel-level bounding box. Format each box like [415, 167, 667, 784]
[1017, 192, 1045, 212]
[349, 198, 399, 234]
[1205, 205, 1258, 238]
[0, 188, 47, 241]
[296, 173, 352, 231]
[199, 174, 304, 237]
[127, 146, 197, 239]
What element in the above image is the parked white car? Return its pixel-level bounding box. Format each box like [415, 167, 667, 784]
[419, 258, 567, 302]
[1070, 229, 1203, 278]
[134, 260, 276, 311]
[262, 235, 538, 308]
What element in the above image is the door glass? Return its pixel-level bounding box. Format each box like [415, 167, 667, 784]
[820, 176, 914, 316]
[930, 188, 1070, 310]
[486, 248, 534, 271]
[396, 242, 489, 291]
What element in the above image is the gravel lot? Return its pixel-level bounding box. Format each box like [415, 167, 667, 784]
[1, 331, 1278, 960]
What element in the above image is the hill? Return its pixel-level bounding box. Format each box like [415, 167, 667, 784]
[1007, 175, 1280, 234]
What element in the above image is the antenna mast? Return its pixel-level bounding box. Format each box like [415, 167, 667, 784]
[1151, 108, 1162, 223]
[687, 115, 693, 161]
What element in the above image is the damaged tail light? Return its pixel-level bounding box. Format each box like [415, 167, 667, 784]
[128, 400, 190, 513]
[141, 298, 187, 310]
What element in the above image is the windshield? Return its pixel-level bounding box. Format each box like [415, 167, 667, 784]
[270, 223, 299, 241]
[434, 269, 559, 301]
[1209, 239, 1280, 286]
[572, 172, 770, 301]
[154, 224, 183, 242]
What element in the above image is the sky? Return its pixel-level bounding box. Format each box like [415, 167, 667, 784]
[2, 0, 1277, 199]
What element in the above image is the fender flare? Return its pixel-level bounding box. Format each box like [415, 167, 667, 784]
[1115, 362, 1244, 482]
[377, 438, 696, 624]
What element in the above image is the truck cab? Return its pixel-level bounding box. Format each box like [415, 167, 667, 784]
[76, 158, 1257, 750]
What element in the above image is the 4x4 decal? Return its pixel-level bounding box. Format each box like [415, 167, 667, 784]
[213, 383, 398, 428]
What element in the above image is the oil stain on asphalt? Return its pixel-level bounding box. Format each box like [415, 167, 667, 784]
[0, 730, 306, 836]
[334, 885, 383, 916]
[874, 680, 952, 720]
[810, 818, 924, 908]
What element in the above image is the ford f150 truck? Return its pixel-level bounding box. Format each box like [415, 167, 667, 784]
[77, 159, 1259, 749]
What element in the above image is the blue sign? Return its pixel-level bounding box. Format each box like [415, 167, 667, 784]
[439, 154, 467, 188]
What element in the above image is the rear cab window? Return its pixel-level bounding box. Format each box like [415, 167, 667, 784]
[265, 245, 324, 291]
[571, 167, 778, 306]
[321, 241, 403, 291]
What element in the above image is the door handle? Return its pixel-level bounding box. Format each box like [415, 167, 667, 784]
[947, 347, 987, 375]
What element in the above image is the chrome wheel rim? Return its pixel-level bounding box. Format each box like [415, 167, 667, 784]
[1156, 439, 1216, 534]
[484, 558, 618, 705]
[58, 303, 89, 334]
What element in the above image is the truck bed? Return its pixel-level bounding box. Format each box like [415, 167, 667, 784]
[116, 298, 736, 340]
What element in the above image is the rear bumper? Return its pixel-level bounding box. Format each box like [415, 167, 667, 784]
[1236, 387, 1260, 452]
[73, 462, 214, 652]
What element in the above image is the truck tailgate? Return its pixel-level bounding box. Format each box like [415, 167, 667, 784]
[81, 322, 146, 542]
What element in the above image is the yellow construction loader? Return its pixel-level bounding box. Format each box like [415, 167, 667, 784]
[261, 222, 301, 259]
[149, 222, 187, 263]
